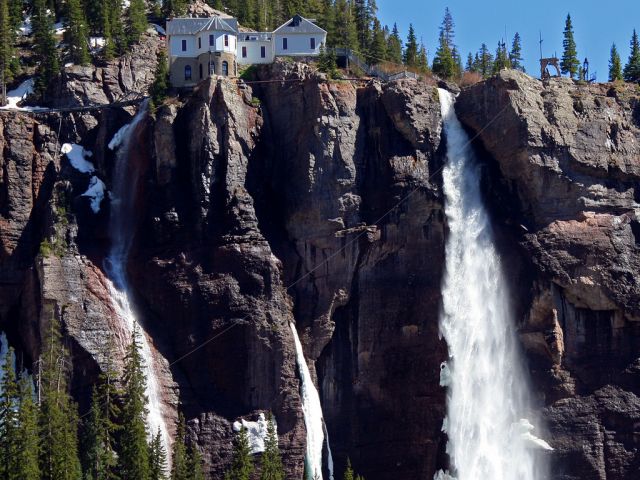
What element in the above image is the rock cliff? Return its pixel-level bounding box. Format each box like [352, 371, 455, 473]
[1, 51, 639, 480]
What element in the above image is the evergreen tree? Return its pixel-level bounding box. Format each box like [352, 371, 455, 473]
[163, 0, 187, 17]
[32, 0, 59, 98]
[477, 43, 493, 78]
[623, 29, 640, 83]
[451, 45, 462, 78]
[103, 0, 126, 60]
[387, 23, 402, 64]
[609, 43, 623, 81]
[509, 32, 524, 72]
[432, 31, 454, 78]
[353, 0, 369, 53]
[150, 49, 169, 109]
[493, 40, 511, 73]
[171, 413, 189, 480]
[318, 0, 335, 46]
[64, 0, 90, 65]
[560, 13, 579, 78]
[0, 0, 14, 105]
[343, 458, 354, 480]
[118, 326, 151, 480]
[317, 43, 337, 77]
[403, 23, 417, 67]
[368, 18, 386, 63]
[465, 52, 474, 72]
[149, 428, 168, 480]
[187, 443, 205, 480]
[38, 317, 82, 480]
[82, 371, 120, 480]
[7, 0, 21, 32]
[0, 346, 19, 479]
[126, 0, 147, 46]
[15, 374, 40, 480]
[441, 7, 454, 47]
[260, 414, 283, 480]
[225, 426, 253, 480]
[333, 0, 356, 50]
[417, 42, 429, 73]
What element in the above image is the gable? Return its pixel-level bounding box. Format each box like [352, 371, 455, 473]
[274, 15, 326, 35]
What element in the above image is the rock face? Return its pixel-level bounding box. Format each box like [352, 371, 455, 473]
[457, 70, 640, 480]
[3, 53, 640, 480]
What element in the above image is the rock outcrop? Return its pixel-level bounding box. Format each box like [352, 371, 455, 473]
[457, 70, 640, 480]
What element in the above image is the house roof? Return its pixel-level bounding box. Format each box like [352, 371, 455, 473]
[274, 15, 326, 35]
[166, 16, 237, 35]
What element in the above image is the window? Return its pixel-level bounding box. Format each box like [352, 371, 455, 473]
[310, 37, 316, 49]
[224, 34, 229, 47]
[242, 46, 247, 58]
[282, 37, 288, 50]
[184, 65, 192, 80]
[181, 39, 187, 52]
[199, 63, 203, 79]
[198, 37, 201, 49]
[260, 46, 266, 58]
[209, 34, 214, 46]
[209, 61, 215, 75]
[222, 61, 228, 76]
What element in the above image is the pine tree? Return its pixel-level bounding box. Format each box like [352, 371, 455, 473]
[509, 32, 524, 72]
[149, 428, 168, 480]
[38, 317, 82, 480]
[451, 46, 462, 78]
[7, 0, 21, 32]
[560, 13, 579, 78]
[126, 0, 147, 46]
[441, 7, 454, 47]
[163, 0, 187, 17]
[333, 0, 356, 50]
[119, 326, 151, 480]
[0, 346, 19, 479]
[0, 0, 14, 105]
[225, 426, 253, 480]
[64, 0, 90, 65]
[353, 0, 369, 53]
[493, 40, 511, 73]
[387, 23, 402, 64]
[318, 0, 335, 46]
[15, 374, 40, 480]
[432, 31, 454, 78]
[609, 43, 623, 81]
[417, 43, 429, 73]
[477, 43, 494, 78]
[150, 49, 169, 109]
[82, 376, 120, 480]
[317, 44, 337, 77]
[187, 442, 205, 480]
[465, 52, 474, 72]
[368, 18, 386, 64]
[402, 23, 418, 67]
[260, 414, 283, 480]
[103, 0, 126, 60]
[343, 458, 354, 480]
[623, 30, 640, 83]
[171, 413, 190, 480]
[32, 0, 59, 98]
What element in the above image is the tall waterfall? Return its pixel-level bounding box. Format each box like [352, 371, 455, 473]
[435, 89, 550, 480]
[290, 322, 334, 480]
[105, 101, 170, 455]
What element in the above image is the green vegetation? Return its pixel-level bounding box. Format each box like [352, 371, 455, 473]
[561, 13, 579, 78]
[259, 414, 284, 480]
[623, 29, 640, 83]
[609, 43, 623, 81]
[151, 50, 169, 110]
[224, 426, 253, 480]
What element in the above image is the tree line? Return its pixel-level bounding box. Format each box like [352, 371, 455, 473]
[0, 317, 204, 480]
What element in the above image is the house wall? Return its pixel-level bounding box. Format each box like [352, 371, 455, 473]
[237, 40, 275, 64]
[169, 56, 199, 88]
[169, 31, 237, 57]
[196, 51, 237, 77]
[273, 33, 326, 56]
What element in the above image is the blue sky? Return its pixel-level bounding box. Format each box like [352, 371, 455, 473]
[377, 0, 640, 81]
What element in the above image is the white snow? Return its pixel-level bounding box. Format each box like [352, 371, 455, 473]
[19, 16, 32, 36]
[108, 124, 132, 151]
[89, 36, 106, 51]
[439, 361, 451, 387]
[232, 413, 275, 454]
[61, 143, 95, 173]
[54, 22, 65, 35]
[64, 62, 74, 68]
[82, 176, 106, 213]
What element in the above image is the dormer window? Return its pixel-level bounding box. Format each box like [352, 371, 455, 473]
[209, 34, 214, 46]
[224, 34, 229, 47]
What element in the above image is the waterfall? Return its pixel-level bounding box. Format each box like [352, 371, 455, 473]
[435, 89, 550, 480]
[290, 322, 334, 480]
[104, 100, 170, 455]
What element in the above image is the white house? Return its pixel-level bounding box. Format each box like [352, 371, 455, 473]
[166, 14, 327, 87]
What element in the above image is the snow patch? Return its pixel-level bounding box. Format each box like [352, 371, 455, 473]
[82, 176, 106, 213]
[19, 16, 32, 36]
[439, 361, 451, 387]
[515, 418, 554, 451]
[61, 143, 95, 173]
[0, 78, 46, 111]
[89, 36, 106, 51]
[54, 22, 65, 34]
[232, 413, 274, 454]
[108, 124, 132, 150]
